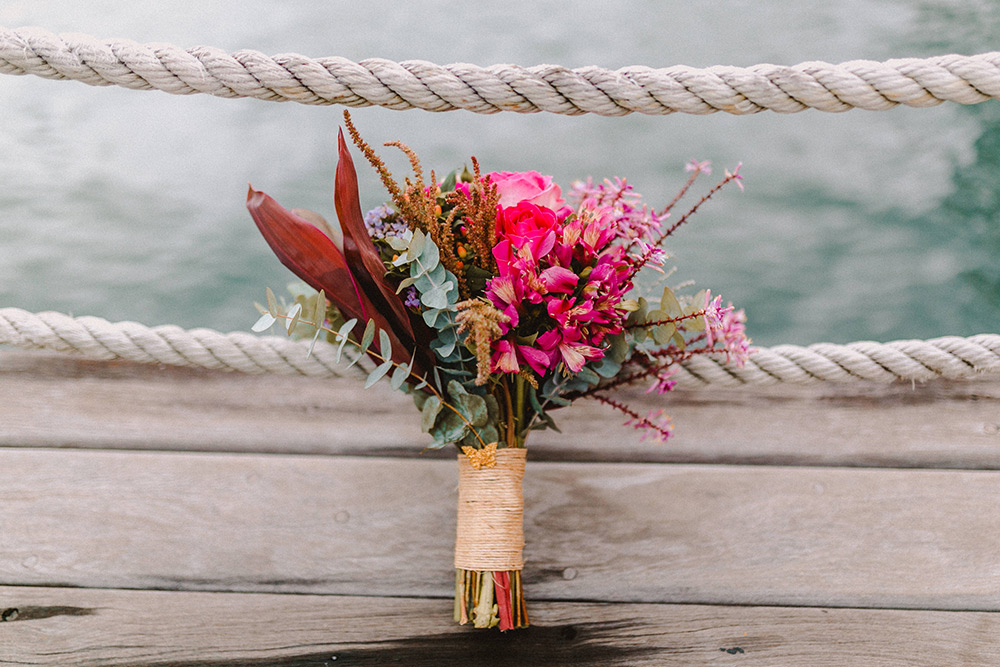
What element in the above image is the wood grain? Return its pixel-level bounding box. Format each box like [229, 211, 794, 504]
[2, 585, 998, 667]
[2, 448, 999, 610]
[2, 349, 999, 468]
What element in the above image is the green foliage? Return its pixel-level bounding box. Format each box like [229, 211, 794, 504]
[390, 229, 469, 367]
[414, 380, 499, 449]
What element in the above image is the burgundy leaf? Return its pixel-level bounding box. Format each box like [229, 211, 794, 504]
[247, 186, 368, 322]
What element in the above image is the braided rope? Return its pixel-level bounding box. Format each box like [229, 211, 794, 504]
[1, 308, 998, 386]
[2, 26, 1000, 116]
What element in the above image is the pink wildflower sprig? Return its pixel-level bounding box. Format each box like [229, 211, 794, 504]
[569, 177, 666, 242]
[592, 393, 673, 443]
[629, 164, 743, 277]
[703, 290, 752, 366]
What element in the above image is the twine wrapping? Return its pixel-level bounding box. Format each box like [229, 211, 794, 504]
[454, 447, 527, 571]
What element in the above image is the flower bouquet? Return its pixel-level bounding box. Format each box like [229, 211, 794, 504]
[247, 112, 750, 631]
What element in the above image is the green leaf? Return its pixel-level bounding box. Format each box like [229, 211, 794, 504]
[365, 358, 394, 388]
[686, 313, 706, 332]
[435, 409, 471, 444]
[421, 281, 454, 310]
[251, 312, 276, 332]
[390, 362, 410, 390]
[360, 319, 376, 353]
[440, 168, 458, 193]
[395, 276, 419, 293]
[378, 328, 392, 362]
[672, 330, 686, 350]
[447, 381, 489, 427]
[575, 366, 600, 386]
[661, 286, 682, 318]
[285, 302, 303, 334]
[417, 235, 439, 269]
[306, 327, 322, 358]
[407, 228, 427, 259]
[312, 289, 326, 329]
[423, 307, 443, 328]
[420, 395, 442, 432]
[334, 318, 358, 363]
[592, 357, 622, 378]
[265, 287, 278, 316]
[653, 321, 676, 346]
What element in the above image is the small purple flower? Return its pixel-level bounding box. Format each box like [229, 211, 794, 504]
[363, 205, 408, 240]
[404, 286, 420, 309]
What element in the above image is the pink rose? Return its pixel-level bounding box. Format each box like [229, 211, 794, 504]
[487, 171, 565, 210]
[494, 202, 559, 266]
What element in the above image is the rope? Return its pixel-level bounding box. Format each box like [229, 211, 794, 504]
[0, 307, 345, 378]
[2, 26, 999, 116]
[1, 307, 998, 386]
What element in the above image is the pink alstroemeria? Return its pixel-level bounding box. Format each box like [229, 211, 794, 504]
[539, 266, 578, 294]
[490, 338, 552, 376]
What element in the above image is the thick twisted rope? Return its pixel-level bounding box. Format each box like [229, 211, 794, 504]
[2, 26, 1000, 116]
[1, 308, 998, 387]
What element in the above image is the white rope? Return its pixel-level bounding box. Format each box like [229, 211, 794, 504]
[0, 307, 345, 378]
[2, 308, 998, 386]
[2, 26, 999, 116]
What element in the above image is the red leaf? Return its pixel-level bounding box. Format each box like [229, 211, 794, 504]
[247, 186, 369, 322]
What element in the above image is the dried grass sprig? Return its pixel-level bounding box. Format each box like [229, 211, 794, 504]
[455, 298, 510, 385]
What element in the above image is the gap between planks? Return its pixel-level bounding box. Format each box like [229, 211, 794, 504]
[1, 585, 998, 667]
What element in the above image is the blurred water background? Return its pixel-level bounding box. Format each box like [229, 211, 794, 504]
[1, 1, 999, 346]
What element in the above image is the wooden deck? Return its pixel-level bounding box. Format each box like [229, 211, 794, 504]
[1, 346, 999, 665]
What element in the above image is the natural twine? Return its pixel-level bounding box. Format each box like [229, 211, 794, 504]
[454, 447, 526, 571]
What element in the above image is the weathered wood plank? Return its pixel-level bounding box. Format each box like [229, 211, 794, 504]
[2, 349, 999, 468]
[2, 448, 999, 610]
[1, 586, 997, 667]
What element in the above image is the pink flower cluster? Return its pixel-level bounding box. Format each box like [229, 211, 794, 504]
[483, 172, 637, 376]
[703, 290, 752, 366]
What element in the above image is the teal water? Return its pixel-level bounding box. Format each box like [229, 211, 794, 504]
[1, 2, 999, 346]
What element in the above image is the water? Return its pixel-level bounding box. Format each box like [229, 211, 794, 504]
[1, 1, 999, 346]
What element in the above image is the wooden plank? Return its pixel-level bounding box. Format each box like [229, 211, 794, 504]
[2, 586, 998, 666]
[2, 349, 999, 468]
[2, 448, 999, 610]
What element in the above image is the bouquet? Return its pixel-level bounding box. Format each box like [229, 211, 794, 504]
[247, 112, 750, 631]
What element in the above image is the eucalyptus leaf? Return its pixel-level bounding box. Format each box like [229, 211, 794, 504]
[407, 228, 427, 259]
[378, 328, 392, 361]
[422, 282, 454, 310]
[385, 233, 410, 252]
[313, 289, 326, 329]
[265, 287, 278, 317]
[360, 319, 376, 353]
[251, 312, 276, 332]
[417, 235, 439, 269]
[653, 321, 676, 345]
[365, 359, 393, 389]
[395, 276, 419, 293]
[306, 327, 322, 358]
[420, 395, 443, 432]
[686, 313, 706, 332]
[661, 286, 682, 318]
[390, 363, 410, 390]
[575, 366, 600, 386]
[285, 302, 303, 334]
[423, 307, 443, 328]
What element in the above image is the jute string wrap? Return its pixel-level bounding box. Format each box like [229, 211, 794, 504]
[454, 448, 527, 571]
